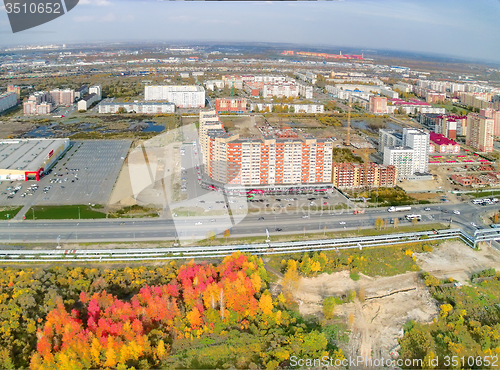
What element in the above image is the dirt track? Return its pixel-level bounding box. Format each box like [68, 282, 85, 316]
[292, 240, 500, 360]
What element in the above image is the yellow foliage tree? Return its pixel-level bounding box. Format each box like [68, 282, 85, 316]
[440, 303, 453, 317]
[259, 291, 274, 315]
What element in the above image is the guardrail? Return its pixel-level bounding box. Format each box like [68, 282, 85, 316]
[0, 227, 479, 263]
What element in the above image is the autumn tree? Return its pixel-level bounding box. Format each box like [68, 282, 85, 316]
[374, 217, 384, 230]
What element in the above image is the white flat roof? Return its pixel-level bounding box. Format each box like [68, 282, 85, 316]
[0, 138, 69, 172]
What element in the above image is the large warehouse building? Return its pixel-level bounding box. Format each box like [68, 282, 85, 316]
[0, 139, 69, 181]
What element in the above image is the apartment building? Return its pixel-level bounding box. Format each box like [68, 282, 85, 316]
[297, 83, 313, 99]
[98, 101, 175, 114]
[466, 113, 494, 152]
[378, 129, 403, 152]
[429, 133, 460, 154]
[7, 85, 20, 102]
[50, 89, 74, 106]
[403, 128, 430, 173]
[332, 162, 397, 188]
[215, 98, 247, 113]
[383, 147, 414, 180]
[23, 91, 53, 115]
[262, 83, 299, 99]
[369, 96, 388, 114]
[199, 110, 333, 186]
[0, 92, 17, 114]
[480, 108, 500, 136]
[249, 103, 324, 114]
[144, 85, 205, 108]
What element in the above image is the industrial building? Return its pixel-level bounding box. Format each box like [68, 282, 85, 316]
[0, 138, 69, 181]
[144, 85, 205, 108]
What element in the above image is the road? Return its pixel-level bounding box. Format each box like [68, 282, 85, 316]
[0, 202, 496, 244]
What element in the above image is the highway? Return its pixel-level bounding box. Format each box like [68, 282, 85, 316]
[0, 202, 497, 245]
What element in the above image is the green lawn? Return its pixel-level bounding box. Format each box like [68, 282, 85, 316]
[469, 190, 500, 199]
[0, 207, 23, 220]
[27, 205, 107, 220]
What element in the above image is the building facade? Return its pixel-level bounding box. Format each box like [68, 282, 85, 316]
[98, 101, 175, 114]
[50, 89, 75, 106]
[0, 92, 17, 113]
[215, 98, 247, 113]
[199, 110, 333, 186]
[403, 128, 430, 174]
[369, 96, 388, 114]
[332, 162, 397, 188]
[383, 147, 414, 180]
[144, 85, 205, 108]
[466, 113, 494, 152]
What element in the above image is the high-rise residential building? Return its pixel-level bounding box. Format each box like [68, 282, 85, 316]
[23, 92, 53, 115]
[332, 162, 397, 188]
[383, 147, 414, 180]
[403, 128, 430, 173]
[215, 98, 247, 113]
[0, 92, 17, 113]
[144, 85, 205, 108]
[480, 108, 500, 137]
[369, 96, 388, 114]
[199, 110, 333, 186]
[466, 113, 494, 152]
[50, 89, 75, 106]
[378, 129, 403, 152]
[7, 85, 20, 102]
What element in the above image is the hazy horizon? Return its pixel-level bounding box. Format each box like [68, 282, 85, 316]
[1, 0, 499, 64]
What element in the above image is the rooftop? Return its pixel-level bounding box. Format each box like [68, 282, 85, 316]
[0, 139, 69, 172]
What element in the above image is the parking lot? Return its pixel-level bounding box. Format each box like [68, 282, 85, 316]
[0, 140, 131, 208]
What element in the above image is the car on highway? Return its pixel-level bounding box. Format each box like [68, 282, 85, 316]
[210, 219, 216, 222]
[275, 228, 282, 232]
[424, 207, 431, 211]
[302, 215, 309, 218]
[339, 221, 346, 225]
[471, 222, 477, 227]
[258, 217, 265, 220]
[195, 222, 202, 225]
[453, 210, 461, 215]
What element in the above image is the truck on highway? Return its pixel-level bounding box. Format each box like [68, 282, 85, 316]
[387, 206, 412, 212]
[353, 209, 365, 215]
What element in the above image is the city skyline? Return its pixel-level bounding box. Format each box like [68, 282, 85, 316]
[0, 0, 499, 63]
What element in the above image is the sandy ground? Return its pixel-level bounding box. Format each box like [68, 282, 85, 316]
[292, 240, 500, 361]
[0, 120, 35, 139]
[415, 239, 500, 282]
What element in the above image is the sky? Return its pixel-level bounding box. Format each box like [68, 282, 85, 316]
[0, 0, 500, 63]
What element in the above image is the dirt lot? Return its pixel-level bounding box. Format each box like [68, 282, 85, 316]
[0, 120, 35, 138]
[292, 240, 500, 361]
